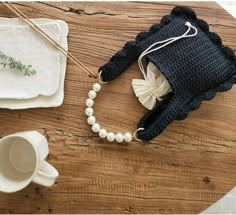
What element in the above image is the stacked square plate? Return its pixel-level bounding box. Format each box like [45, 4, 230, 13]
[0, 18, 68, 109]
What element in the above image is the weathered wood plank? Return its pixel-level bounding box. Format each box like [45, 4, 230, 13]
[0, 1, 235, 214]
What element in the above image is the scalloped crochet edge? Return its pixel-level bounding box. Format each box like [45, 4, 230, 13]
[176, 77, 234, 120]
[137, 6, 235, 61]
[169, 6, 236, 121]
[99, 40, 140, 81]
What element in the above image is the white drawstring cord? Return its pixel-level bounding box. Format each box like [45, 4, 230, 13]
[138, 21, 198, 79]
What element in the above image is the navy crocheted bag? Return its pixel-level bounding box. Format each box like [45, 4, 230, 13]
[99, 6, 236, 141]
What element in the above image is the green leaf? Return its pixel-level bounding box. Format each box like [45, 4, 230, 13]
[0, 51, 37, 76]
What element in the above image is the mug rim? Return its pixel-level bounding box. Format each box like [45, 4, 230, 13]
[0, 134, 40, 193]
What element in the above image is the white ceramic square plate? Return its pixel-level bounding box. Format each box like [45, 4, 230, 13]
[0, 18, 68, 109]
[0, 22, 61, 99]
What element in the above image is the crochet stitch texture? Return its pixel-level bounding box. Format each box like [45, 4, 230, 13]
[99, 6, 236, 141]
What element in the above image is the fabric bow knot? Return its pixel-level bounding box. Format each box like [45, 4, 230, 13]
[132, 62, 172, 110]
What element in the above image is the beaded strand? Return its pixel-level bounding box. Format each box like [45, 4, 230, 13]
[85, 82, 133, 143]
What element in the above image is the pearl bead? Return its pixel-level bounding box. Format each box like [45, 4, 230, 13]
[115, 133, 124, 143]
[85, 107, 94, 116]
[87, 116, 96, 125]
[86, 98, 94, 107]
[93, 83, 101, 92]
[124, 132, 132, 142]
[107, 132, 115, 142]
[92, 123, 100, 133]
[88, 90, 97, 99]
[99, 129, 107, 138]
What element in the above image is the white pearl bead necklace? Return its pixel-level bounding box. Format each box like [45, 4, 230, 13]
[85, 82, 133, 143]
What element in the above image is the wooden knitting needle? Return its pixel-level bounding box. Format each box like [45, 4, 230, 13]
[5, 1, 97, 78]
[4, 1, 97, 78]
[2, 1, 97, 78]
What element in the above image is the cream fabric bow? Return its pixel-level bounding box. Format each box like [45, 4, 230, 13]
[132, 62, 172, 110]
[132, 22, 197, 110]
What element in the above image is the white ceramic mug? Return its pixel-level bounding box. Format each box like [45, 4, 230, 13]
[0, 131, 59, 193]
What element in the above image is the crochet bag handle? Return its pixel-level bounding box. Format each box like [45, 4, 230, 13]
[99, 40, 141, 82]
[136, 97, 183, 141]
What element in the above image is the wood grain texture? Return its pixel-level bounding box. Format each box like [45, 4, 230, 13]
[0, 1, 236, 214]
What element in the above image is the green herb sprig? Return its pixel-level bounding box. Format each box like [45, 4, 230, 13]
[0, 51, 37, 76]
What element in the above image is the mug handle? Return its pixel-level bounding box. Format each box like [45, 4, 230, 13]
[32, 161, 59, 187]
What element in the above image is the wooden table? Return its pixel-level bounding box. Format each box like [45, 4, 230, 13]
[0, 2, 235, 214]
